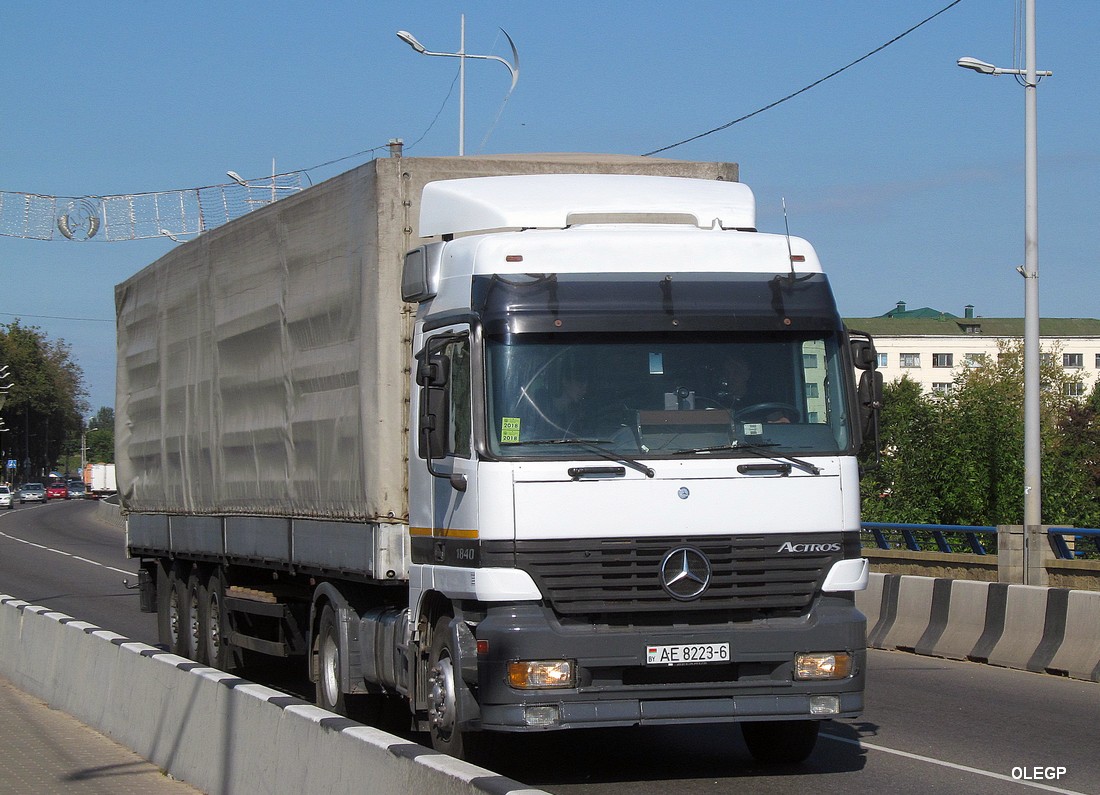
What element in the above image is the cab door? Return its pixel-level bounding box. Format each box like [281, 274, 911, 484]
[410, 326, 480, 567]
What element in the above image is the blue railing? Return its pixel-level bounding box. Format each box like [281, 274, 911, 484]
[861, 523, 1100, 560]
[1048, 528, 1100, 560]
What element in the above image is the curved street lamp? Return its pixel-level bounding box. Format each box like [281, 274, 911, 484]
[397, 15, 520, 156]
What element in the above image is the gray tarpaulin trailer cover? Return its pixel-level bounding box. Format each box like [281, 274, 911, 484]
[115, 154, 739, 523]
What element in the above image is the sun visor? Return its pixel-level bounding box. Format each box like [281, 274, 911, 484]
[419, 174, 756, 237]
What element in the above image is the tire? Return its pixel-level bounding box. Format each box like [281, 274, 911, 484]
[183, 568, 205, 662]
[426, 614, 485, 761]
[156, 561, 175, 649]
[315, 604, 347, 715]
[313, 603, 393, 724]
[203, 569, 231, 670]
[160, 563, 190, 657]
[740, 719, 820, 764]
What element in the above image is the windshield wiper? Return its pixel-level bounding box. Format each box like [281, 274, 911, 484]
[671, 441, 821, 476]
[504, 438, 655, 478]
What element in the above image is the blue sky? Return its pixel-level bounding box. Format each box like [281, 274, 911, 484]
[2, 1, 1097, 413]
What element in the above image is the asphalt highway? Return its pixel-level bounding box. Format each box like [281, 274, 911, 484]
[1, 500, 1097, 794]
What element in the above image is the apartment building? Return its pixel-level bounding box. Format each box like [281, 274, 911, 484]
[844, 302, 1100, 397]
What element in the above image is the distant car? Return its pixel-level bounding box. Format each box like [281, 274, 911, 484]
[46, 482, 69, 500]
[19, 483, 46, 503]
[67, 482, 87, 499]
[0, 486, 12, 509]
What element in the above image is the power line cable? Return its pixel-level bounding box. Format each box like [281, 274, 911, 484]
[642, 0, 966, 156]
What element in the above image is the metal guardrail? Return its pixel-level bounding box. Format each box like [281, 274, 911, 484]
[1047, 528, 1100, 560]
[861, 522, 1100, 560]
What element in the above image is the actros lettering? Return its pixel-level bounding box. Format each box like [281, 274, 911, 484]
[777, 541, 842, 553]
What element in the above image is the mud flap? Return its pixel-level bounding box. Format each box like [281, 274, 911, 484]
[450, 617, 482, 728]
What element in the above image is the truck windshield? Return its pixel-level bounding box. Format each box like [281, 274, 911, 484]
[485, 331, 853, 459]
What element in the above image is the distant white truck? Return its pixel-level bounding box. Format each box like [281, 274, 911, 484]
[83, 462, 116, 497]
[118, 153, 882, 764]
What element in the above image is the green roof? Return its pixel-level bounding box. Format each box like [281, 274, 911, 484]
[880, 306, 959, 320]
[845, 316, 1100, 337]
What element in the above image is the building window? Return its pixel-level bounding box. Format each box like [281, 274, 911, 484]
[1064, 381, 1085, 398]
[932, 353, 953, 368]
[964, 353, 985, 368]
[877, 352, 888, 368]
[805, 383, 820, 399]
[932, 382, 954, 394]
[1041, 353, 1053, 366]
[1064, 353, 1083, 369]
[900, 353, 921, 368]
[803, 353, 820, 369]
[1095, 353, 1100, 369]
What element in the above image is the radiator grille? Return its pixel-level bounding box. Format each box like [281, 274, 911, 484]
[486, 534, 854, 621]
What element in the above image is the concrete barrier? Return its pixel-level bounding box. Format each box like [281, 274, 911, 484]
[1046, 589, 1100, 681]
[878, 575, 936, 652]
[858, 575, 1099, 684]
[862, 573, 901, 648]
[984, 584, 1068, 673]
[0, 594, 548, 795]
[854, 570, 886, 629]
[915, 578, 994, 661]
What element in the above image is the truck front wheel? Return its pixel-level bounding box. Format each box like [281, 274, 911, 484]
[740, 719, 820, 764]
[427, 614, 484, 761]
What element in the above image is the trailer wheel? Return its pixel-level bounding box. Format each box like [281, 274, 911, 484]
[162, 563, 190, 657]
[202, 570, 231, 670]
[156, 562, 174, 650]
[185, 568, 205, 662]
[427, 614, 484, 761]
[315, 604, 347, 714]
[740, 719, 820, 764]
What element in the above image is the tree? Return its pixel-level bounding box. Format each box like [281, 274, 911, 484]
[0, 320, 88, 480]
[86, 407, 115, 463]
[862, 340, 1100, 528]
[860, 376, 944, 523]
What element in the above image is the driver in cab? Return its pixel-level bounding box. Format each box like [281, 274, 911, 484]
[718, 354, 793, 424]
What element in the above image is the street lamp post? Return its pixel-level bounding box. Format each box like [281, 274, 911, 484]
[958, 0, 1051, 582]
[397, 15, 519, 156]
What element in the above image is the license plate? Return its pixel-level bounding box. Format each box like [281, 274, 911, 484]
[646, 642, 730, 666]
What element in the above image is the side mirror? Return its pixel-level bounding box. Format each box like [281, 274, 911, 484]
[416, 351, 450, 388]
[416, 349, 450, 460]
[858, 370, 883, 434]
[850, 337, 876, 371]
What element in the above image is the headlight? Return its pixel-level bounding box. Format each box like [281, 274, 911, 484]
[507, 660, 575, 689]
[794, 652, 852, 680]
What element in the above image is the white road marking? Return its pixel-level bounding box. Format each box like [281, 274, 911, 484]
[0, 528, 135, 577]
[821, 732, 1089, 795]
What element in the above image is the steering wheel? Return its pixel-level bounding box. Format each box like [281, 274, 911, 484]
[735, 402, 801, 423]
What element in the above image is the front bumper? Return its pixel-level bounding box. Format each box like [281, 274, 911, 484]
[470, 595, 865, 732]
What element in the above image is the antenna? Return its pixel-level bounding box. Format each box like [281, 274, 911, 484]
[782, 197, 797, 279]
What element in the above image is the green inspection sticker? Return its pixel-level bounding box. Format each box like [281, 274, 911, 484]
[501, 417, 521, 443]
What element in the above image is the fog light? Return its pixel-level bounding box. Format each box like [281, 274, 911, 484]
[507, 660, 575, 689]
[810, 695, 841, 715]
[524, 704, 561, 727]
[795, 652, 852, 680]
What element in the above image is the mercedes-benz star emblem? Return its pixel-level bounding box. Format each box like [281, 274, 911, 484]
[659, 546, 712, 601]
